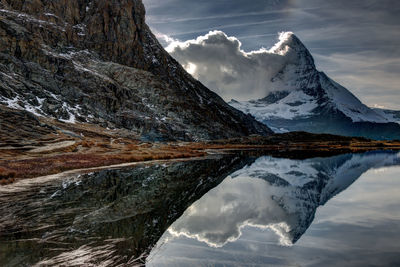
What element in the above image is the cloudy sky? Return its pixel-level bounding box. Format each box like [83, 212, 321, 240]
[143, 0, 400, 110]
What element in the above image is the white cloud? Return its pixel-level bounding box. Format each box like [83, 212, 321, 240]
[373, 104, 386, 109]
[166, 31, 298, 101]
[165, 30, 400, 110]
[145, 0, 400, 109]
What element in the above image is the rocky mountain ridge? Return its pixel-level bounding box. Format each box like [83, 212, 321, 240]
[0, 0, 271, 141]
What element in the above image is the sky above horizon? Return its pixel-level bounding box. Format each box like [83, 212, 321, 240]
[143, 0, 400, 110]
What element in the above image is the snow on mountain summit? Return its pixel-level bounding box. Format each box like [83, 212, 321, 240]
[269, 32, 315, 68]
[232, 32, 390, 124]
[227, 32, 400, 139]
[164, 29, 400, 139]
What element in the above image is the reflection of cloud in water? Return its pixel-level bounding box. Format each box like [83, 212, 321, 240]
[167, 151, 400, 248]
[169, 176, 295, 247]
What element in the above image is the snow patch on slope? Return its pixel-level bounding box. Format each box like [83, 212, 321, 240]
[229, 32, 393, 124]
[0, 94, 44, 117]
[373, 108, 400, 124]
[230, 90, 318, 120]
[0, 92, 82, 124]
[320, 74, 389, 123]
[0, 47, 100, 124]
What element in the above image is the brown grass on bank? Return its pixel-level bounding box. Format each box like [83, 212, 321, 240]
[1, 135, 399, 185]
[80, 140, 95, 148]
[0, 167, 16, 179]
[0, 167, 16, 185]
[0, 147, 206, 181]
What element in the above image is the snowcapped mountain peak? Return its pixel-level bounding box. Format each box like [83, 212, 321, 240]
[230, 32, 400, 139]
[269, 32, 315, 69]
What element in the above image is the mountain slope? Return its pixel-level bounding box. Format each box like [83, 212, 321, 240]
[373, 108, 400, 124]
[0, 0, 271, 141]
[230, 32, 400, 140]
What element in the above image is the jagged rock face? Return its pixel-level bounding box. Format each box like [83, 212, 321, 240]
[230, 33, 400, 140]
[0, 105, 55, 146]
[0, 0, 271, 141]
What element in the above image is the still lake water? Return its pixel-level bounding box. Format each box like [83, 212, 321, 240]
[0, 151, 399, 266]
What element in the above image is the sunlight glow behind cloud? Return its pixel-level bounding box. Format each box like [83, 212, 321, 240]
[144, 0, 400, 109]
[166, 31, 298, 101]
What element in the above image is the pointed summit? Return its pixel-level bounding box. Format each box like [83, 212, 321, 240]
[270, 32, 315, 69]
[230, 32, 400, 140]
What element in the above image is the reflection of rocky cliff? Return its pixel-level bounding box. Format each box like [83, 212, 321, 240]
[166, 151, 400, 247]
[0, 155, 251, 266]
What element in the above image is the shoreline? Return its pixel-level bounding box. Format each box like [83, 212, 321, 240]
[1, 138, 400, 184]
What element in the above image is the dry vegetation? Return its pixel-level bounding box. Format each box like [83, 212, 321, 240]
[1, 134, 400, 183]
[0, 167, 16, 185]
[1, 112, 400, 184]
[0, 139, 206, 180]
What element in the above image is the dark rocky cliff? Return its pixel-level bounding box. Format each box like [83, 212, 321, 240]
[0, 0, 271, 141]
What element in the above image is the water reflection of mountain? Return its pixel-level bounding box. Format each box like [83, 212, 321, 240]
[0, 155, 251, 266]
[1, 151, 399, 266]
[166, 151, 400, 247]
